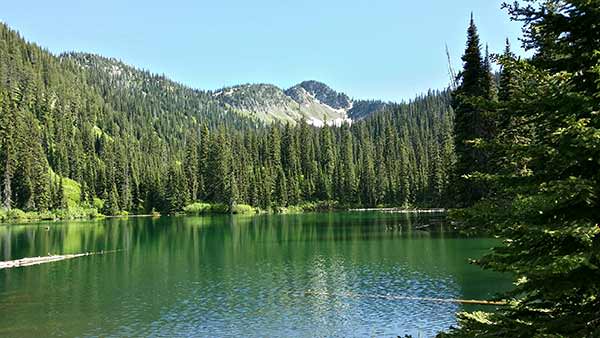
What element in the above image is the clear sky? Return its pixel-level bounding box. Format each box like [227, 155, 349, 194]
[1, 0, 525, 102]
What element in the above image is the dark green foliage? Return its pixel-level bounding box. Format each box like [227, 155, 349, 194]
[445, 1, 600, 336]
[54, 177, 66, 210]
[102, 183, 119, 216]
[498, 39, 516, 104]
[451, 15, 498, 207]
[164, 164, 189, 214]
[184, 132, 200, 201]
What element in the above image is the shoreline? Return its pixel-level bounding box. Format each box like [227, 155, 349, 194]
[0, 206, 449, 225]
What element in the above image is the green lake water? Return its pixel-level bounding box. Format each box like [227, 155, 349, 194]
[0, 212, 511, 337]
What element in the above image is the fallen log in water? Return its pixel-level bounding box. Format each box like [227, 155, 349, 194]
[0, 250, 121, 270]
[304, 290, 506, 306]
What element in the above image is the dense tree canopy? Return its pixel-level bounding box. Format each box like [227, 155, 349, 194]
[444, 1, 600, 336]
[0, 23, 455, 217]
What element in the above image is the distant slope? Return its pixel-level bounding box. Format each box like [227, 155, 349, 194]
[213, 82, 353, 125]
[66, 53, 389, 125]
[284, 80, 390, 124]
[213, 80, 390, 125]
[65, 52, 259, 130]
[214, 84, 304, 124]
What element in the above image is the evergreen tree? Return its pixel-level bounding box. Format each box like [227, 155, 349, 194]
[482, 45, 497, 101]
[55, 177, 67, 209]
[102, 183, 119, 216]
[319, 122, 335, 200]
[498, 39, 516, 103]
[198, 124, 210, 200]
[339, 123, 356, 203]
[0, 93, 15, 210]
[358, 142, 376, 207]
[184, 132, 200, 201]
[451, 14, 496, 207]
[164, 164, 189, 213]
[80, 181, 89, 207]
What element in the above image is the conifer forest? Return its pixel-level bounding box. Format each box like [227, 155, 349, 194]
[1, 0, 599, 337]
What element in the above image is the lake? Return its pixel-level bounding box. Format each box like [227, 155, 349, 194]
[0, 212, 510, 337]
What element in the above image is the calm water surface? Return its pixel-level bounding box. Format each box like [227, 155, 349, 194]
[0, 212, 510, 337]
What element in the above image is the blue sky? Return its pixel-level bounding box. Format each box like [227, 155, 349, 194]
[2, 0, 525, 102]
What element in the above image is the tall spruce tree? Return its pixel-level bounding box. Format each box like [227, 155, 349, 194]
[498, 39, 516, 103]
[184, 132, 200, 201]
[451, 14, 496, 207]
[339, 123, 357, 203]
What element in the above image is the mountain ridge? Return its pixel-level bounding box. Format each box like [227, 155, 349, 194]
[64, 52, 389, 125]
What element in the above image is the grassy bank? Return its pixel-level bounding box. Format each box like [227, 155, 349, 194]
[0, 207, 103, 223]
[182, 202, 257, 215]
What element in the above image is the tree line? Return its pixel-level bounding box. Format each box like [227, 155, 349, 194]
[0, 22, 455, 217]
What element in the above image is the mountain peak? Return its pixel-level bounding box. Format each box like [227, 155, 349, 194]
[287, 80, 351, 110]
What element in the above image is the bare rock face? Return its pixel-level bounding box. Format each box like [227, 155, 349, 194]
[285, 80, 352, 110]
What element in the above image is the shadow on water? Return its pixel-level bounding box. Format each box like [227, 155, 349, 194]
[0, 212, 510, 337]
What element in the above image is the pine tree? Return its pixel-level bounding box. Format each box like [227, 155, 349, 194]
[339, 123, 356, 203]
[164, 164, 188, 213]
[451, 14, 496, 207]
[282, 124, 301, 205]
[198, 124, 210, 200]
[184, 132, 199, 201]
[274, 167, 287, 207]
[482, 45, 497, 101]
[0, 93, 15, 210]
[358, 143, 376, 207]
[80, 181, 89, 207]
[102, 182, 119, 215]
[458, 14, 486, 97]
[224, 168, 238, 212]
[56, 177, 67, 209]
[119, 164, 131, 212]
[498, 39, 516, 103]
[319, 123, 335, 200]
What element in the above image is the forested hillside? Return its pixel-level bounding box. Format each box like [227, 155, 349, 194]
[67, 54, 388, 126]
[0, 22, 454, 218]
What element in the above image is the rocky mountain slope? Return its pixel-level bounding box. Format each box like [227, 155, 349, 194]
[67, 53, 389, 125]
[216, 80, 389, 125]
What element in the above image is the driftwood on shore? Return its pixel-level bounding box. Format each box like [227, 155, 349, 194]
[348, 208, 447, 214]
[304, 290, 506, 306]
[0, 249, 121, 270]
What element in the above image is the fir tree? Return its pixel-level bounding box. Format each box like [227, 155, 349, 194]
[102, 183, 119, 216]
[184, 132, 199, 201]
[451, 14, 496, 207]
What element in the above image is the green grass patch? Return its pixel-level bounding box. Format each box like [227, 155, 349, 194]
[0, 207, 103, 223]
[231, 204, 256, 214]
[49, 169, 83, 208]
[183, 202, 213, 214]
[183, 202, 257, 215]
